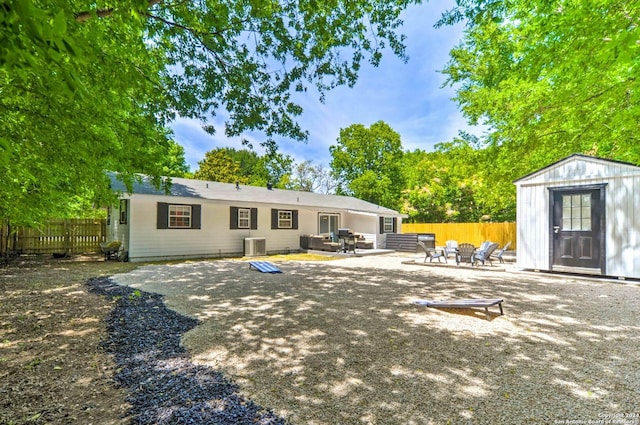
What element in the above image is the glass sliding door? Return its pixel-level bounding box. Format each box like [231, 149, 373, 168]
[319, 213, 339, 235]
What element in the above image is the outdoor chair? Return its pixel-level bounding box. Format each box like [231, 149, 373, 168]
[477, 241, 491, 252]
[456, 243, 476, 265]
[473, 242, 500, 266]
[417, 241, 447, 263]
[492, 241, 512, 263]
[444, 240, 458, 259]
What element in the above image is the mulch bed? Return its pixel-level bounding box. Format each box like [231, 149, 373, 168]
[0, 255, 288, 425]
[86, 276, 289, 424]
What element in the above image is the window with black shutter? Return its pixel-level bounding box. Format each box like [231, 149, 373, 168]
[379, 216, 396, 233]
[231, 207, 258, 230]
[157, 202, 201, 229]
[271, 209, 298, 229]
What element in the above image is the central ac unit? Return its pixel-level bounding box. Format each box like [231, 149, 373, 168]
[244, 237, 266, 256]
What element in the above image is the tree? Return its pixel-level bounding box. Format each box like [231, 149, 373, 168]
[439, 0, 640, 175]
[259, 153, 294, 189]
[192, 147, 293, 188]
[193, 149, 243, 183]
[288, 160, 336, 193]
[330, 121, 405, 209]
[401, 132, 516, 222]
[1, 0, 179, 225]
[161, 140, 190, 177]
[1, 0, 419, 225]
[402, 141, 479, 223]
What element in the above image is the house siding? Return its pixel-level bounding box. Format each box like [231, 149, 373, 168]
[121, 195, 392, 262]
[106, 174, 404, 261]
[515, 155, 640, 278]
[106, 200, 130, 253]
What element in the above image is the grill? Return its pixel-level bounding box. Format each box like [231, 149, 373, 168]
[337, 228, 356, 253]
[337, 228, 353, 237]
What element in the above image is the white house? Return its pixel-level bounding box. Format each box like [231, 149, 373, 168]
[514, 154, 640, 279]
[107, 174, 405, 262]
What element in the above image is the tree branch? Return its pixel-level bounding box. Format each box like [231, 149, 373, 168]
[75, 0, 161, 22]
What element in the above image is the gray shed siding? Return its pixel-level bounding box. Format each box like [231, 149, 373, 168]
[515, 155, 640, 278]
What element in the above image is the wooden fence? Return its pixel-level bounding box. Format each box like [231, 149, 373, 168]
[1, 219, 107, 255]
[402, 222, 517, 251]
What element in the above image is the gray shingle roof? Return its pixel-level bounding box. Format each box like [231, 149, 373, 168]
[109, 174, 404, 217]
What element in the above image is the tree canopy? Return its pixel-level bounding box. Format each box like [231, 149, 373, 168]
[401, 133, 514, 223]
[288, 160, 336, 193]
[439, 0, 640, 178]
[193, 147, 293, 188]
[1, 0, 418, 225]
[330, 121, 405, 210]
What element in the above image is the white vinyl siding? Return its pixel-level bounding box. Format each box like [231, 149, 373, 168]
[123, 196, 395, 261]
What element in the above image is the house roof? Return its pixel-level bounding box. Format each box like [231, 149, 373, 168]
[109, 174, 405, 217]
[513, 153, 640, 183]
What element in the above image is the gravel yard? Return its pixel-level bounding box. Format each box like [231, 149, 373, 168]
[111, 253, 640, 425]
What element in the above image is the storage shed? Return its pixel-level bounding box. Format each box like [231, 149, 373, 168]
[514, 154, 640, 279]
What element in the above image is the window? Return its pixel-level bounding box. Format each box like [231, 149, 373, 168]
[271, 209, 298, 229]
[278, 210, 292, 228]
[383, 217, 394, 233]
[119, 199, 128, 224]
[230, 207, 257, 229]
[169, 205, 191, 228]
[562, 194, 591, 231]
[157, 202, 201, 229]
[238, 208, 250, 229]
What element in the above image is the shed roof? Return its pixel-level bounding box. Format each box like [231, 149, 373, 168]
[109, 174, 405, 217]
[513, 153, 640, 184]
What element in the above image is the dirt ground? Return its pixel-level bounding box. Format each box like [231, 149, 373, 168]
[0, 255, 138, 425]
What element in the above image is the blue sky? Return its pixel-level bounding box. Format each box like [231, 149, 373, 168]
[171, 1, 481, 172]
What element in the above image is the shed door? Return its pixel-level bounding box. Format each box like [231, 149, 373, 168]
[551, 188, 604, 273]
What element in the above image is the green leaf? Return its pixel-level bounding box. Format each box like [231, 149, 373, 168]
[52, 10, 67, 36]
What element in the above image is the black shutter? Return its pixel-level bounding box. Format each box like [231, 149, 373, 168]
[292, 210, 298, 229]
[191, 204, 201, 229]
[392, 218, 397, 233]
[157, 202, 168, 229]
[230, 206, 238, 229]
[379, 216, 385, 234]
[250, 208, 258, 230]
[271, 209, 278, 229]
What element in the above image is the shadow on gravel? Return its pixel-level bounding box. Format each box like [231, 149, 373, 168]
[86, 277, 289, 425]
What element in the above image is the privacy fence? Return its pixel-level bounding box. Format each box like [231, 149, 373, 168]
[402, 222, 516, 251]
[1, 219, 107, 256]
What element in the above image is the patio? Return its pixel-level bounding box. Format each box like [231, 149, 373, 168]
[112, 253, 640, 424]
